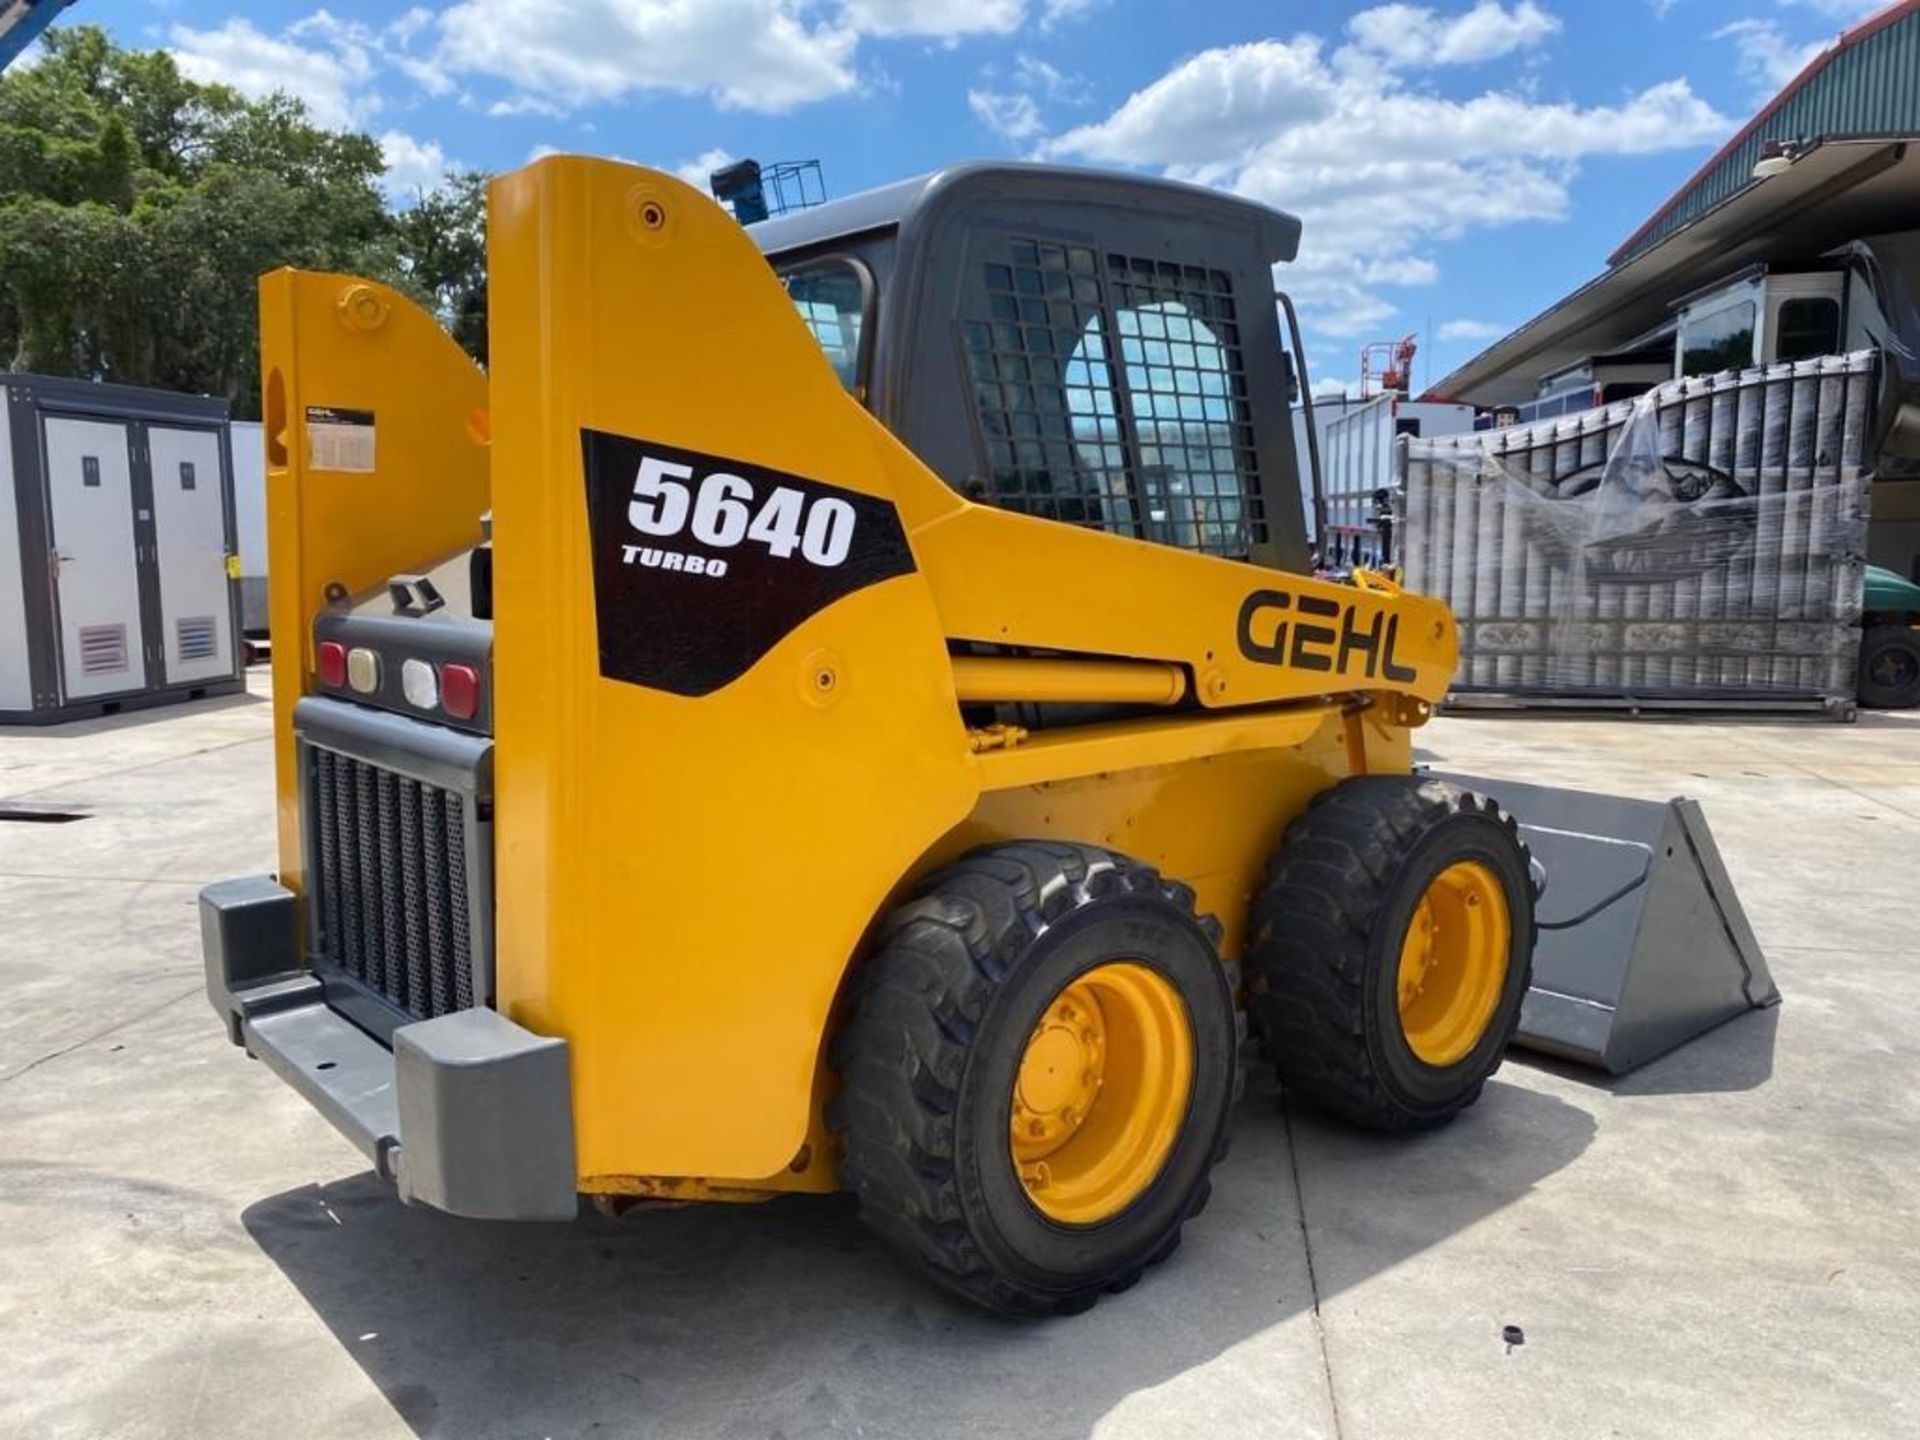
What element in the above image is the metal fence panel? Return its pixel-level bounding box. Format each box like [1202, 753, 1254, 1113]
[1399, 352, 1874, 712]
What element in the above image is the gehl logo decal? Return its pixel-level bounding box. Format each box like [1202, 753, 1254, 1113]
[1237, 588, 1418, 682]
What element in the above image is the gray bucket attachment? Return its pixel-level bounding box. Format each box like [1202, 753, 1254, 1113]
[1436, 773, 1778, 1075]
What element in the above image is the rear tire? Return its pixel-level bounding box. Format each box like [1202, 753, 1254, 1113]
[1245, 775, 1535, 1131]
[1858, 624, 1920, 709]
[829, 842, 1239, 1317]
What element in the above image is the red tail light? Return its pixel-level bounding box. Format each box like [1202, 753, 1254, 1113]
[317, 640, 346, 688]
[441, 663, 480, 720]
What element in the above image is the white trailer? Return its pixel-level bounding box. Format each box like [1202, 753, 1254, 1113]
[1317, 395, 1476, 570]
[230, 419, 268, 638]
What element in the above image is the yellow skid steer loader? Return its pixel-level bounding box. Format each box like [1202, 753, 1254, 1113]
[202, 158, 1773, 1316]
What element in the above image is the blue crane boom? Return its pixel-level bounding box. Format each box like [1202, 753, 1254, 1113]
[0, 0, 79, 72]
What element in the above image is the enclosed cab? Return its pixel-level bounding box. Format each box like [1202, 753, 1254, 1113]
[751, 165, 1317, 569]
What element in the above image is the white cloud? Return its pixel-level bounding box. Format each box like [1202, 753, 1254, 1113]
[969, 88, 1044, 141]
[176, 1, 1058, 127]
[1366, 255, 1440, 286]
[968, 50, 1087, 146]
[169, 17, 377, 130]
[487, 95, 567, 118]
[169, 10, 462, 128]
[1779, 0, 1887, 19]
[391, 51, 457, 98]
[1043, 40, 1340, 168]
[379, 130, 452, 205]
[432, 0, 861, 114]
[1346, 1, 1560, 69]
[169, 16, 470, 212]
[386, 7, 437, 46]
[1044, 25, 1729, 341]
[1013, 52, 1090, 103]
[298, 4, 454, 95]
[839, 0, 1026, 37]
[1715, 18, 1831, 93]
[675, 148, 738, 189]
[1438, 318, 1508, 341]
[1040, 0, 1106, 28]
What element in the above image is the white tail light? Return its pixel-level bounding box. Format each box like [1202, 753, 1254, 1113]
[346, 647, 381, 694]
[401, 658, 439, 710]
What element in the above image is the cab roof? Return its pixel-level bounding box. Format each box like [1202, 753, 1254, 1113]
[747, 162, 1303, 267]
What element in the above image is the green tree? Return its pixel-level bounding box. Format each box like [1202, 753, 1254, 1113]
[392, 169, 489, 367]
[0, 26, 489, 416]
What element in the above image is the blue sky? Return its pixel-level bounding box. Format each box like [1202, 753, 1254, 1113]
[69, 0, 1892, 393]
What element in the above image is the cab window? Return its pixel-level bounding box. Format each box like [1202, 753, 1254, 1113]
[963, 236, 1262, 558]
[782, 262, 867, 392]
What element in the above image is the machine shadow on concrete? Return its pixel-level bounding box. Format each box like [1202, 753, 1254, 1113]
[242, 1076, 1594, 1440]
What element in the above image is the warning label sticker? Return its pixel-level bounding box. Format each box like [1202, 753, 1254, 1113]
[305, 406, 376, 473]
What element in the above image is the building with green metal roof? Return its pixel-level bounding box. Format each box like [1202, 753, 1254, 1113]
[1429, 0, 1920, 412]
[1427, 0, 1920, 594]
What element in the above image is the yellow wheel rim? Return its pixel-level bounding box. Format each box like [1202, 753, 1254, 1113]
[1010, 962, 1193, 1226]
[1397, 861, 1511, 1067]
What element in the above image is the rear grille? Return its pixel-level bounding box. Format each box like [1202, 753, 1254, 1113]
[310, 746, 477, 1019]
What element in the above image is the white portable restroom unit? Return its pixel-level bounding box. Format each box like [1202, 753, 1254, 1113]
[0, 374, 244, 724]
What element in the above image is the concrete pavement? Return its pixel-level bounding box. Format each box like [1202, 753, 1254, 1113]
[1, 675, 1915, 1439]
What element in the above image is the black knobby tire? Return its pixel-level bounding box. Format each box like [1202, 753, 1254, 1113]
[1858, 625, 1920, 709]
[1245, 775, 1536, 1131]
[828, 841, 1241, 1317]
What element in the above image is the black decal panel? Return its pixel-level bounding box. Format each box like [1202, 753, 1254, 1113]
[582, 430, 915, 697]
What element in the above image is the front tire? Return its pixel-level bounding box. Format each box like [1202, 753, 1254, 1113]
[1245, 776, 1535, 1130]
[829, 842, 1239, 1317]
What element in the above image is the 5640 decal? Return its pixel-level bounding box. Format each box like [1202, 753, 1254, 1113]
[627, 455, 857, 568]
[582, 429, 915, 696]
